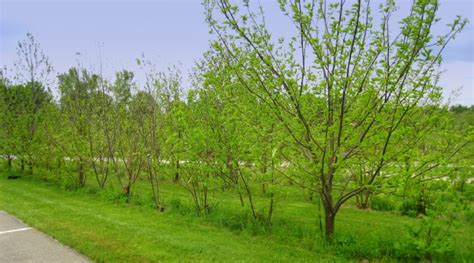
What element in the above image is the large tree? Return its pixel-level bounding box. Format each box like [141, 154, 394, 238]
[205, 0, 467, 241]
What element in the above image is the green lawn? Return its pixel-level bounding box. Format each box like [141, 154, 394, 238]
[0, 175, 338, 262]
[0, 172, 472, 262]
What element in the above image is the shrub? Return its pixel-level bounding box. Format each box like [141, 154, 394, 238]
[370, 195, 395, 212]
[333, 232, 398, 260]
[168, 198, 192, 215]
[395, 217, 454, 261]
[399, 199, 419, 217]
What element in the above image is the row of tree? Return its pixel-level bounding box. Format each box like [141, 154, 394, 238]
[1, 0, 472, 241]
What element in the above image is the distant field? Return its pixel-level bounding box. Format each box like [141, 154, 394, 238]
[1, 172, 472, 262]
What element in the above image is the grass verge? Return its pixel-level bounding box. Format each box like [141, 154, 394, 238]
[0, 170, 472, 262]
[0, 174, 341, 262]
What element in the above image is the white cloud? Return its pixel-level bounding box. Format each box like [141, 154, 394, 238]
[439, 60, 474, 106]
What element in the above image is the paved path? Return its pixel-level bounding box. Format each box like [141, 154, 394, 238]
[0, 211, 90, 263]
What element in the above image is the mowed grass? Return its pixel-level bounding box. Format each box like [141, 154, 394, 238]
[0, 170, 473, 262]
[0, 174, 338, 262]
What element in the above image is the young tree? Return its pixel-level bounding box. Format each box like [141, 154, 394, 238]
[205, 0, 467, 241]
[142, 63, 185, 211]
[58, 68, 100, 187]
[449, 106, 474, 191]
[110, 70, 145, 196]
[13, 33, 52, 173]
[178, 90, 216, 214]
[198, 52, 287, 222]
[0, 80, 52, 174]
[0, 71, 16, 168]
[137, 59, 169, 211]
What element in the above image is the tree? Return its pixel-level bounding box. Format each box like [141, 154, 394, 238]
[0, 80, 52, 173]
[139, 62, 185, 211]
[205, 0, 467, 241]
[58, 68, 100, 187]
[13, 33, 52, 173]
[110, 70, 145, 196]
[0, 71, 15, 168]
[198, 51, 287, 223]
[449, 106, 474, 192]
[178, 90, 216, 214]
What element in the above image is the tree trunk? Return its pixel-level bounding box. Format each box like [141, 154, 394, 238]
[459, 180, 465, 192]
[148, 161, 163, 212]
[324, 210, 335, 242]
[247, 190, 257, 220]
[238, 192, 245, 207]
[7, 155, 12, 168]
[356, 189, 371, 209]
[267, 193, 274, 224]
[238, 168, 257, 220]
[78, 160, 86, 187]
[123, 184, 131, 195]
[28, 160, 33, 175]
[322, 189, 335, 242]
[203, 186, 209, 214]
[174, 159, 180, 183]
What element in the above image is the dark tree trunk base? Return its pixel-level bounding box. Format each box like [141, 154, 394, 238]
[325, 212, 335, 242]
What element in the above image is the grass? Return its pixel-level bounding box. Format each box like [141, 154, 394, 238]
[0, 172, 337, 262]
[0, 168, 473, 262]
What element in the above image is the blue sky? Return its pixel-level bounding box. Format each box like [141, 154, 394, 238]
[1, 0, 473, 105]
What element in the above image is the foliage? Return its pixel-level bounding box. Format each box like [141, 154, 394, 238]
[204, 0, 468, 241]
[396, 217, 455, 261]
[0, 2, 472, 260]
[370, 195, 396, 212]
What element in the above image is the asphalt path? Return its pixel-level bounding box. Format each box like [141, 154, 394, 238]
[0, 211, 90, 263]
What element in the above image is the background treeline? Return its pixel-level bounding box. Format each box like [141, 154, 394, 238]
[1, 0, 474, 261]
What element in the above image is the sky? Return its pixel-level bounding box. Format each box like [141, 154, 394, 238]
[1, 0, 473, 105]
